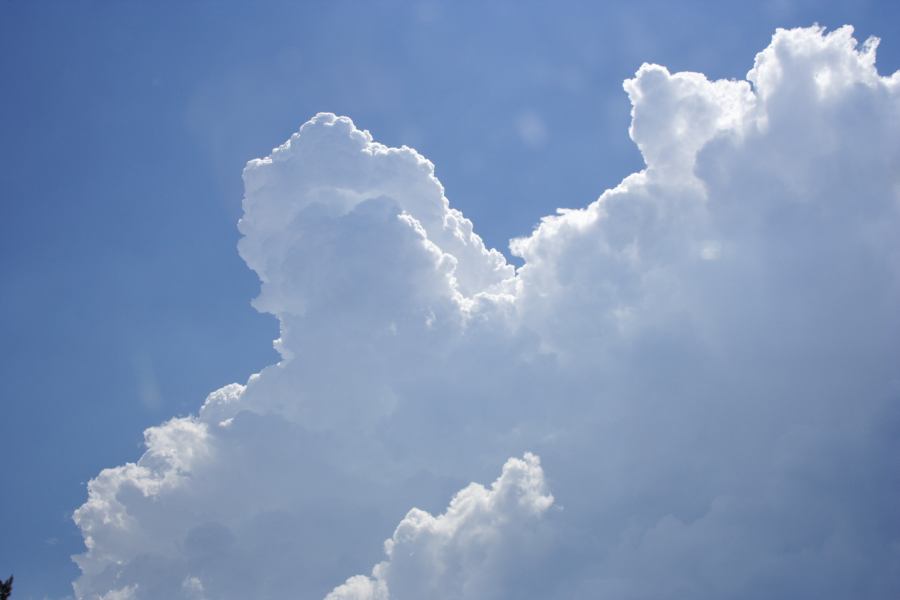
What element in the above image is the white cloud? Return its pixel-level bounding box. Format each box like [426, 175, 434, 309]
[98, 585, 138, 600]
[73, 25, 900, 599]
[326, 453, 553, 600]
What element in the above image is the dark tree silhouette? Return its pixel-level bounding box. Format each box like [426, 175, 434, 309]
[0, 575, 11, 600]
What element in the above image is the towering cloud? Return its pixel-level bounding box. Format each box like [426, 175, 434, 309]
[74, 26, 900, 599]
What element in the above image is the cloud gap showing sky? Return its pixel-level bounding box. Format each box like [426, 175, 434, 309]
[72, 25, 900, 599]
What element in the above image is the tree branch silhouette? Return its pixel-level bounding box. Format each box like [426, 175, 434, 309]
[0, 575, 12, 600]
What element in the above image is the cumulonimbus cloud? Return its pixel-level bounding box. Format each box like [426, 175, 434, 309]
[73, 25, 900, 599]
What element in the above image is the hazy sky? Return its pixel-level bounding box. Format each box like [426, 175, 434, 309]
[2, 2, 899, 599]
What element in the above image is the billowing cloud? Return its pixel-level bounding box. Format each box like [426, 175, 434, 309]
[326, 453, 554, 600]
[73, 25, 900, 599]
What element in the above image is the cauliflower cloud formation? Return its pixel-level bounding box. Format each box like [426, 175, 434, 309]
[326, 453, 554, 600]
[73, 26, 900, 599]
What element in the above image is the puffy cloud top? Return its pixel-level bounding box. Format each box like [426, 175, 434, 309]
[326, 453, 553, 600]
[74, 25, 900, 600]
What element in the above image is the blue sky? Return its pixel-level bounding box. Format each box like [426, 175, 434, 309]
[2, 2, 899, 598]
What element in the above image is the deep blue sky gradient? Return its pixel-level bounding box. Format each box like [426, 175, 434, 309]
[1, 1, 898, 597]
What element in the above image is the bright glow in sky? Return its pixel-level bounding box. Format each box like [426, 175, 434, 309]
[2, 3, 900, 599]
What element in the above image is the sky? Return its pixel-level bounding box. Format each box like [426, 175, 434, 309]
[1, 2, 899, 599]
